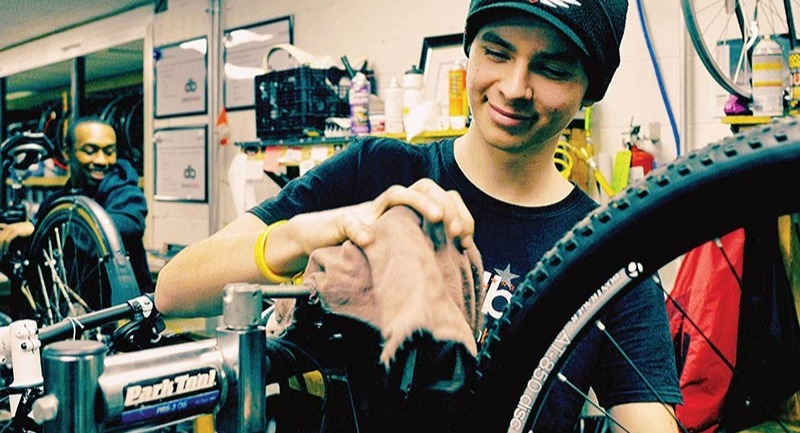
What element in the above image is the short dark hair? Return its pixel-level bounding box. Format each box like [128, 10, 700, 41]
[64, 116, 115, 151]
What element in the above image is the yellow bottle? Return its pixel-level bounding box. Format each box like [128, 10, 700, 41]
[448, 60, 468, 117]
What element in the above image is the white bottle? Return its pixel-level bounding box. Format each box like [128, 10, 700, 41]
[384, 76, 404, 133]
[751, 35, 786, 116]
[403, 66, 424, 119]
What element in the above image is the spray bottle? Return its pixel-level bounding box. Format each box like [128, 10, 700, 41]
[751, 35, 786, 116]
[349, 72, 371, 136]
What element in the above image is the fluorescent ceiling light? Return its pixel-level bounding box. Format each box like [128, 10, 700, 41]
[7, 90, 34, 100]
[179, 38, 207, 55]
[225, 29, 274, 48]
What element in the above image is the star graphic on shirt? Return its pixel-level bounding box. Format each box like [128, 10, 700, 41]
[493, 264, 519, 286]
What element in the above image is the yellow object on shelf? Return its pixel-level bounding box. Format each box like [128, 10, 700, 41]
[557, 137, 615, 198]
[611, 150, 632, 193]
[6, 176, 69, 187]
[721, 115, 773, 126]
[555, 140, 574, 179]
[373, 128, 468, 143]
[194, 414, 215, 433]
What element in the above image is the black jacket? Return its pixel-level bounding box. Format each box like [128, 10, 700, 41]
[36, 159, 153, 294]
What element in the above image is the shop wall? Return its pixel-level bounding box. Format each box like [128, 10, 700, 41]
[214, 0, 732, 226]
[0, 0, 735, 255]
[583, 0, 731, 181]
[148, 0, 217, 251]
[215, 0, 471, 231]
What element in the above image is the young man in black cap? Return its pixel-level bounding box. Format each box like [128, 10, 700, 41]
[156, 0, 681, 429]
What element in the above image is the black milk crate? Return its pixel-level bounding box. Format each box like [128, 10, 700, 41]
[255, 66, 350, 140]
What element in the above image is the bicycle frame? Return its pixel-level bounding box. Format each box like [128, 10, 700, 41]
[35, 283, 268, 432]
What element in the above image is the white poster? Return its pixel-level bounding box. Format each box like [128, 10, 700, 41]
[154, 127, 207, 202]
[154, 38, 208, 118]
[224, 16, 293, 110]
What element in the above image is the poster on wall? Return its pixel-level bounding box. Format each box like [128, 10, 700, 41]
[154, 126, 207, 202]
[223, 15, 294, 110]
[419, 33, 466, 110]
[154, 37, 208, 118]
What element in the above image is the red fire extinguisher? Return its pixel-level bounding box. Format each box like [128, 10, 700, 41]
[630, 143, 654, 175]
[626, 123, 654, 181]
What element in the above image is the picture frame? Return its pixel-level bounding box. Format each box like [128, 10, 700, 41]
[153, 126, 208, 203]
[223, 15, 294, 110]
[153, 37, 208, 118]
[419, 33, 466, 109]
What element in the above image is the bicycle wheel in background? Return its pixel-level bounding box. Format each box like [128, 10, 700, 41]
[21, 195, 139, 326]
[470, 118, 800, 432]
[681, 0, 800, 100]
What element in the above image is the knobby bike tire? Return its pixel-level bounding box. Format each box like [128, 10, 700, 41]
[469, 118, 800, 432]
[25, 195, 139, 323]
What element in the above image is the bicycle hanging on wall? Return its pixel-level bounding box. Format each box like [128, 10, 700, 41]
[682, 0, 799, 100]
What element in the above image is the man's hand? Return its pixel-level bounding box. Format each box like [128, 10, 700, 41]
[0, 221, 35, 257]
[155, 178, 476, 317]
[349, 178, 475, 249]
[290, 178, 474, 250]
[266, 178, 475, 277]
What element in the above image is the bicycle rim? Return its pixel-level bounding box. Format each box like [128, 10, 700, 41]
[682, 0, 800, 100]
[470, 118, 800, 432]
[24, 196, 139, 326]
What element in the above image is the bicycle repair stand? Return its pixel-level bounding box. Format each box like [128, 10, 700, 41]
[37, 283, 269, 432]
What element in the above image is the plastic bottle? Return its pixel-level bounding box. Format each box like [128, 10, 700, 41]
[349, 71, 371, 136]
[384, 76, 404, 133]
[751, 35, 786, 116]
[448, 59, 468, 117]
[403, 65, 424, 119]
[789, 46, 800, 110]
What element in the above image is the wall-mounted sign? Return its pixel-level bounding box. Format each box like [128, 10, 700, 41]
[154, 126, 207, 202]
[223, 15, 294, 110]
[154, 37, 208, 118]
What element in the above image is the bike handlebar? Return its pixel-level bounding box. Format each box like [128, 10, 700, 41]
[38, 294, 155, 345]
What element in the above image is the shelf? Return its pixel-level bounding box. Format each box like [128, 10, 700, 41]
[7, 176, 144, 189]
[7, 176, 69, 187]
[236, 136, 349, 153]
[721, 115, 774, 125]
[234, 128, 469, 152]
[235, 129, 470, 188]
[371, 128, 468, 143]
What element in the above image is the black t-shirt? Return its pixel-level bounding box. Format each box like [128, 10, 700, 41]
[249, 136, 682, 429]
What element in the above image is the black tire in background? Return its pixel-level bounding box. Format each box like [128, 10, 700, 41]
[23, 195, 139, 325]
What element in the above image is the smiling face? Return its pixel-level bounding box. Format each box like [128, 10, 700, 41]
[67, 121, 118, 189]
[466, 15, 589, 155]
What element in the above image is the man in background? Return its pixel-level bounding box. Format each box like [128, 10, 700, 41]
[0, 116, 153, 308]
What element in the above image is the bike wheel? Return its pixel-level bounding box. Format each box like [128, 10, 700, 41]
[471, 118, 800, 432]
[22, 195, 139, 326]
[682, 0, 800, 100]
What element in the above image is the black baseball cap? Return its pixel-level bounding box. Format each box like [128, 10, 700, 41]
[463, 0, 629, 102]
